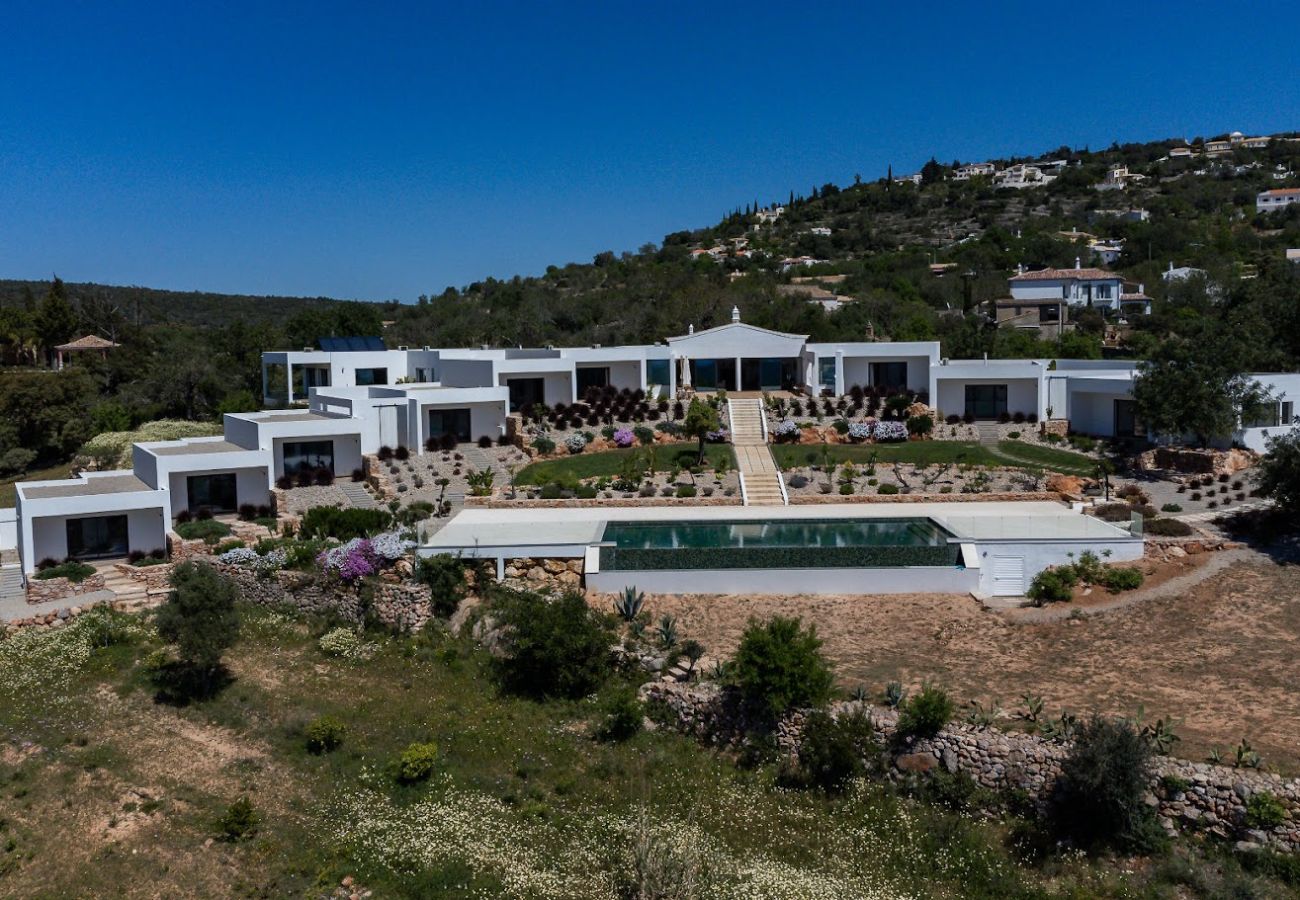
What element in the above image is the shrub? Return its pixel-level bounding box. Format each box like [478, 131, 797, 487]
[1052, 715, 1162, 852]
[237, 503, 257, 521]
[675, 484, 696, 498]
[872, 420, 908, 442]
[298, 505, 392, 541]
[877, 483, 899, 496]
[492, 590, 615, 700]
[1246, 791, 1288, 829]
[895, 684, 954, 743]
[394, 741, 439, 783]
[275, 474, 294, 490]
[1026, 567, 1076, 604]
[413, 553, 468, 618]
[215, 797, 260, 841]
[174, 519, 232, 544]
[798, 709, 877, 793]
[313, 466, 334, 486]
[729, 616, 834, 723]
[594, 686, 644, 742]
[565, 432, 588, 454]
[533, 436, 556, 455]
[838, 483, 854, 495]
[1101, 567, 1144, 592]
[905, 414, 934, 437]
[351, 467, 366, 482]
[156, 562, 240, 688]
[1145, 518, 1193, 537]
[33, 560, 97, 582]
[1092, 503, 1135, 522]
[1160, 503, 1183, 513]
[304, 715, 346, 754]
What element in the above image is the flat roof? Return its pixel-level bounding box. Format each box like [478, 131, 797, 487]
[247, 411, 346, 423]
[423, 501, 1136, 552]
[149, 440, 252, 456]
[21, 474, 154, 499]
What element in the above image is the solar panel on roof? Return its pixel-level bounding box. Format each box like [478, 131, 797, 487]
[317, 336, 386, 351]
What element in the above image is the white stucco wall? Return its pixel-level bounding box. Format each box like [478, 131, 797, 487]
[934, 378, 1040, 420]
[0, 508, 16, 551]
[841, 355, 931, 393]
[30, 508, 168, 567]
[972, 537, 1143, 596]
[165, 467, 272, 519]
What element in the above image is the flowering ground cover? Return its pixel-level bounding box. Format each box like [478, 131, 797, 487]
[1, 598, 1295, 897]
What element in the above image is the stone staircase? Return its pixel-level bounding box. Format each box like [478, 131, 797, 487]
[975, 422, 1002, 446]
[98, 567, 167, 612]
[728, 398, 786, 506]
[338, 480, 377, 509]
[0, 565, 23, 605]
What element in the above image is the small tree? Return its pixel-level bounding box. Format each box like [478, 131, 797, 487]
[493, 589, 615, 700]
[682, 398, 720, 466]
[798, 709, 877, 793]
[155, 562, 240, 694]
[729, 616, 834, 724]
[1255, 429, 1300, 515]
[413, 553, 468, 617]
[1052, 714, 1163, 852]
[1133, 339, 1272, 447]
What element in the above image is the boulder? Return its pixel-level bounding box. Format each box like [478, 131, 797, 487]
[895, 752, 938, 774]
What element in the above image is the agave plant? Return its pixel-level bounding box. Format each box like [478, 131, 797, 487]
[850, 685, 869, 703]
[1234, 738, 1263, 770]
[965, 697, 1001, 728]
[655, 614, 679, 650]
[613, 586, 645, 622]
[1140, 715, 1183, 756]
[883, 681, 907, 709]
[1017, 693, 1045, 726]
[1039, 711, 1079, 743]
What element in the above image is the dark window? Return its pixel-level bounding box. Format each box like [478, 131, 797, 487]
[507, 377, 545, 414]
[283, 440, 334, 472]
[646, 359, 670, 388]
[66, 515, 129, 560]
[870, 361, 909, 389]
[964, 384, 1008, 419]
[355, 367, 388, 386]
[690, 359, 718, 390]
[187, 473, 238, 513]
[1114, 399, 1141, 437]
[428, 408, 472, 442]
[576, 367, 609, 392]
[818, 358, 837, 388]
[1038, 305, 1060, 323]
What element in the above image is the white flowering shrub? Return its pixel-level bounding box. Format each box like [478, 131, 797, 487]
[565, 433, 588, 454]
[872, 420, 908, 442]
[317, 627, 377, 661]
[847, 422, 872, 441]
[370, 531, 415, 562]
[219, 547, 260, 565]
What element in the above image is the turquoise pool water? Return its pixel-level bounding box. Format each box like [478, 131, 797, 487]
[599, 517, 959, 571]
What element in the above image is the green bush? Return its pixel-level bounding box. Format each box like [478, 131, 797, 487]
[1145, 518, 1193, 537]
[156, 561, 240, 682]
[675, 484, 697, 498]
[877, 483, 899, 495]
[304, 715, 346, 754]
[1027, 567, 1076, 604]
[33, 560, 97, 582]
[895, 684, 954, 742]
[492, 590, 615, 700]
[413, 553, 468, 618]
[298, 505, 392, 541]
[395, 741, 439, 783]
[729, 616, 834, 723]
[798, 709, 877, 793]
[215, 797, 260, 841]
[906, 414, 934, 437]
[1246, 791, 1288, 830]
[1052, 715, 1163, 852]
[1101, 567, 1144, 592]
[594, 686, 643, 742]
[533, 436, 556, 455]
[838, 483, 854, 495]
[174, 519, 232, 544]
[1160, 503, 1183, 513]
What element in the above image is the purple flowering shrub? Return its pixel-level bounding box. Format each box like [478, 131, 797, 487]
[612, 428, 635, 448]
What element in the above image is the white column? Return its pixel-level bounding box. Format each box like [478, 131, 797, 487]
[835, 351, 845, 396]
[638, 359, 647, 392]
[668, 356, 678, 396]
[734, 356, 742, 392]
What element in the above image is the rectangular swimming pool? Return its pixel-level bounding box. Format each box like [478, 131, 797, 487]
[599, 517, 961, 571]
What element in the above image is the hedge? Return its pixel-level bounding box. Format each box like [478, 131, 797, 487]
[600, 543, 960, 571]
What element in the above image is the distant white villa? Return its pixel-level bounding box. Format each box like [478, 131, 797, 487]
[10, 302, 1300, 579]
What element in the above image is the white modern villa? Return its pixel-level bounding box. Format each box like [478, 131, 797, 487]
[6, 306, 1300, 586]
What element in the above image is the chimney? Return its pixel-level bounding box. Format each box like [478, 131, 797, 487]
[688, 324, 695, 335]
[1017, 263, 1024, 275]
[1075, 256, 1081, 270]
[731, 305, 741, 323]
[1168, 261, 1174, 273]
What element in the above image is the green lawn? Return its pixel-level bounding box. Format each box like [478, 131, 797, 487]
[993, 440, 1099, 476]
[0, 461, 74, 507]
[772, 441, 1004, 469]
[771, 440, 1099, 476]
[516, 443, 735, 485]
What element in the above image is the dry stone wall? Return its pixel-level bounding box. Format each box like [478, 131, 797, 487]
[642, 682, 1300, 853]
[25, 573, 107, 604]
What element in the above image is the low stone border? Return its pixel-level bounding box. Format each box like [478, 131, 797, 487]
[5, 597, 128, 635]
[468, 496, 742, 509]
[642, 682, 1300, 853]
[787, 491, 1067, 505]
[25, 573, 107, 605]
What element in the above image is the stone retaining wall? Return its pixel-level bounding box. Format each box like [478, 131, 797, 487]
[469, 496, 741, 509]
[502, 557, 584, 590]
[211, 561, 436, 633]
[642, 682, 1300, 852]
[26, 573, 107, 604]
[114, 561, 174, 590]
[786, 491, 1066, 506]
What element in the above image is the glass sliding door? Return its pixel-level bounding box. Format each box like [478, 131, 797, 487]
[187, 473, 238, 513]
[870, 361, 909, 390]
[66, 515, 129, 560]
[964, 384, 1008, 420]
[575, 367, 609, 393]
[428, 408, 472, 442]
[507, 378, 545, 414]
[282, 440, 335, 473]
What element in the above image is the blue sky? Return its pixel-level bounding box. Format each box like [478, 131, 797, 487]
[1, 1, 1297, 301]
